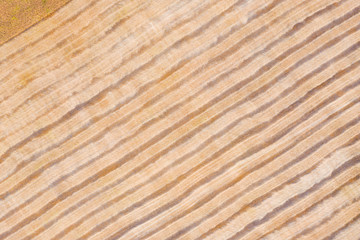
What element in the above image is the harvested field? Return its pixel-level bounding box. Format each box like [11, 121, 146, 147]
[0, 0, 359, 239]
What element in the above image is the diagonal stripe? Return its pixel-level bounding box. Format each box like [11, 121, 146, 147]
[0, 0, 310, 198]
[163, 82, 360, 240]
[0, 4, 358, 238]
[0, 0, 249, 161]
[77, 41, 360, 240]
[1, 0, 359, 239]
[0, 0, 350, 205]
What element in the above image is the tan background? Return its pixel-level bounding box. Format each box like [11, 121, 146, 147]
[0, 0, 70, 44]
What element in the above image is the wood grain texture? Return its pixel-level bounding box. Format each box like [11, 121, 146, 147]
[0, 0, 359, 239]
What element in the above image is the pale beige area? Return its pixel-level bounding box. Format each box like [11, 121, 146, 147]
[0, 0, 359, 239]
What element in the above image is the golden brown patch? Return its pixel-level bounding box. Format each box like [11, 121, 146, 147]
[18, 69, 35, 87]
[0, 0, 71, 45]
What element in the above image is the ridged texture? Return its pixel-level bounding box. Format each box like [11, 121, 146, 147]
[0, 0, 359, 239]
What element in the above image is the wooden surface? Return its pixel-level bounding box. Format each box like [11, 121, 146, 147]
[0, 0, 360, 239]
